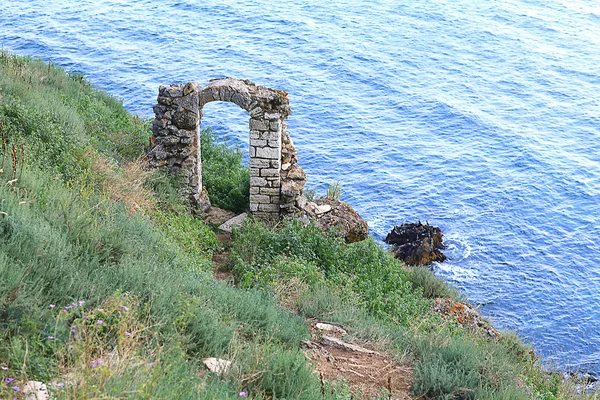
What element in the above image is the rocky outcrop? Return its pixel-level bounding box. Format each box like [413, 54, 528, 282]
[385, 222, 446, 265]
[302, 197, 369, 243]
[434, 299, 500, 338]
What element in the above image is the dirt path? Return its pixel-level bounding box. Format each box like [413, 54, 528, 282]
[303, 321, 414, 400]
[212, 232, 233, 281]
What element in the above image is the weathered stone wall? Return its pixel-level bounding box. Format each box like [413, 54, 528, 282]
[149, 78, 307, 220]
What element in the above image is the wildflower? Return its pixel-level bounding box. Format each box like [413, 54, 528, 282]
[47, 336, 54, 340]
[82, 328, 86, 333]
[64, 305, 73, 310]
[239, 391, 248, 397]
[1, 366, 8, 370]
[5, 377, 14, 383]
[125, 331, 131, 337]
[121, 305, 130, 311]
[97, 320, 103, 325]
[56, 382, 65, 387]
[49, 304, 55, 309]
[13, 385, 20, 392]
[78, 300, 85, 306]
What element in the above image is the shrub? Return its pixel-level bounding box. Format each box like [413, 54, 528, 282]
[200, 127, 249, 212]
[407, 266, 462, 300]
[230, 219, 431, 326]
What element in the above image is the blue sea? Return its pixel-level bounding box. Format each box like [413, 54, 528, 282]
[1, 0, 599, 374]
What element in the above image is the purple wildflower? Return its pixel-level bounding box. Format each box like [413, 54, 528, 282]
[1, 366, 8, 370]
[13, 385, 20, 392]
[125, 331, 131, 337]
[121, 305, 130, 311]
[82, 328, 86, 333]
[49, 304, 55, 309]
[5, 377, 14, 383]
[78, 300, 85, 306]
[97, 320, 103, 325]
[239, 391, 248, 397]
[56, 382, 65, 387]
[71, 328, 76, 333]
[47, 336, 54, 340]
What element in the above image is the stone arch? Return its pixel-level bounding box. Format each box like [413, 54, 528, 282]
[149, 78, 306, 220]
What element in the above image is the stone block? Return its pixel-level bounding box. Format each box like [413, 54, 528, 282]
[270, 120, 281, 130]
[155, 136, 180, 146]
[261, 168, 280, 177]
[165, 85, 183, 97]
[250, 194, 271, 204]
[259, 203, 280, 212]
[250, 139, 267, 147]
[260, 187, 280, 196]
[264, 112, 280, 120]
[250, 130, 279, 141]
[153, 104, 167, 115]
[266, 177, 281, 188]
[232, 92, 248, 109]
[249, 119, 267, 131]
[157, 96, 174, 106]
[250, 187, 260, 195]
[250, 203, 259, 212]
[183, 81, 199, 96]
[250, 158, 271, 168]
[267, 139, 280, 148]
[249, 168, 260, 177]
[256, 146, 280, 159]
[250, 177, 267, 187]
[249, 146, 256, 157]
[177, 129, 197, 138]
[249, 106, 263, 118]
[172, 110, 198, 130]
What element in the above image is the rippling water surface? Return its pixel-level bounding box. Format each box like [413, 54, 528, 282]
[1, 0, 599, 373]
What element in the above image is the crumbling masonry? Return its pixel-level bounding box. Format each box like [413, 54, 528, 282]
[148, 78, 307, 220]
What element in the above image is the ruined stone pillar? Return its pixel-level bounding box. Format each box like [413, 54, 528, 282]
[149, 82, 203, 205]
[248, 112, 282, 219]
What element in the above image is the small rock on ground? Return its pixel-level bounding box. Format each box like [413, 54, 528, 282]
[202, 357, 231, 376]
[218, 213, 247, 233]
[23, 381, 49, 400]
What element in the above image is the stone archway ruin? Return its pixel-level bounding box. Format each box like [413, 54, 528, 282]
[149, 78, 306, 220]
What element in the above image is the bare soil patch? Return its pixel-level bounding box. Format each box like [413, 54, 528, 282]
[304, 322, 414, 400]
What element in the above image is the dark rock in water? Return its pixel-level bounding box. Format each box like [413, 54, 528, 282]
[385, 221, 446, 265]
[313, 198, 369, 243]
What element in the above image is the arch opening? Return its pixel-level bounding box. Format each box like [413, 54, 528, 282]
[200, 101, 250, 213]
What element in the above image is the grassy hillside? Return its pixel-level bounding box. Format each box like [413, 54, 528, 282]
[0, 51, 595, 399]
